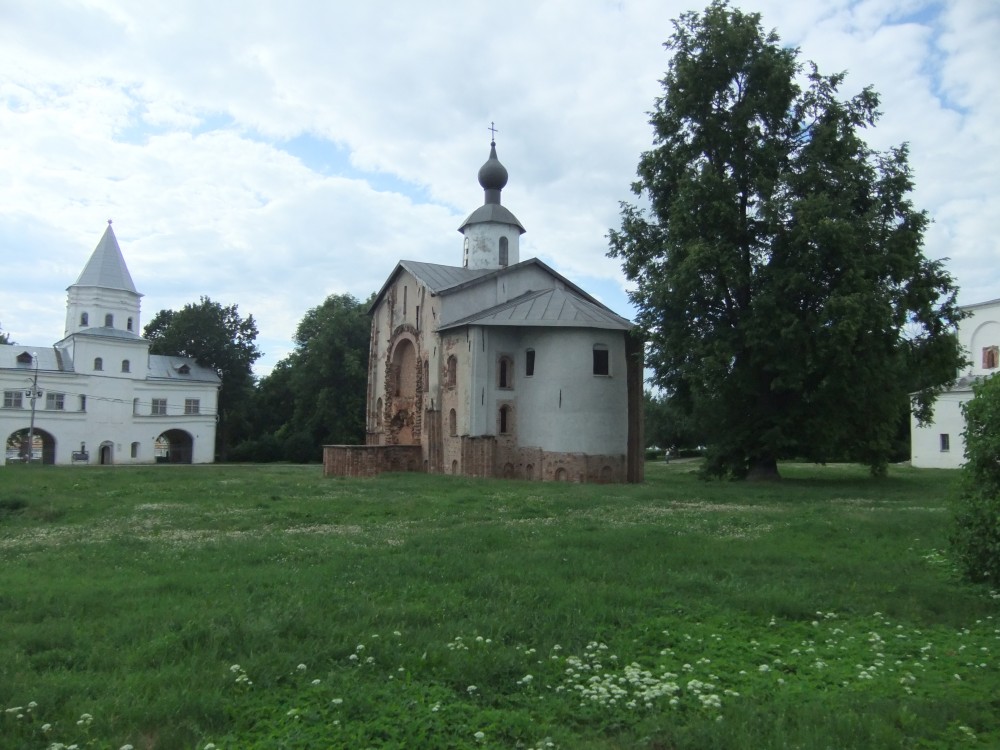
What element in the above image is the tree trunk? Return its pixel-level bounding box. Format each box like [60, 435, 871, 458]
[747, 456, 780, 481]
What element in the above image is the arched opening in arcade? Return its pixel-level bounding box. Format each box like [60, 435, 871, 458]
[154, 429, 194, 464]
[4, 428, 57, 465]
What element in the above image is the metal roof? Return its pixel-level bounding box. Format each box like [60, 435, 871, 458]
[438, 287, 633, 332]
[457, 203, 526, 234]
[71, 223, 140, 295]
[0, 345, 66, 372]
[147, 355, 221, 383]
[0, 344, 219, 383]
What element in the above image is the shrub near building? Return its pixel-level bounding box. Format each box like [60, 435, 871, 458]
[953, 374, 1000, 585]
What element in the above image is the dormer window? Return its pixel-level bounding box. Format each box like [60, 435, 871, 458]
[176, 364, 191, 375]
[16, 351, 33, 365]
[104, 313, 114, 327]
[80, 312, 89, 326]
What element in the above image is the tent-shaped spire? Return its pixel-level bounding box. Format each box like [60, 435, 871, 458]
[71, 221, 139, 295]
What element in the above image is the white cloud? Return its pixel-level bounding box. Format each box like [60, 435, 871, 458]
[1, 0, 997, 374]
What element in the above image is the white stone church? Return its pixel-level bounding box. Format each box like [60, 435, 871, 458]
[910, 297, 999, 468]
[324, 141, 644, 482]
[1, 223, 220, 466]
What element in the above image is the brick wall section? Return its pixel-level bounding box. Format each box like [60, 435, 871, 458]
[323, 445, 423, 478]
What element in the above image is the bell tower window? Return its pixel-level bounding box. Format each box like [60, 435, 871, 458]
[499, 237, 509, 267]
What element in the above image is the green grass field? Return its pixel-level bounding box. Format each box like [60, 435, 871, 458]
[1, 462, 997, 749]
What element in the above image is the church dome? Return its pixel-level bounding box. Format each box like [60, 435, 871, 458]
[477, 142, 508, 192]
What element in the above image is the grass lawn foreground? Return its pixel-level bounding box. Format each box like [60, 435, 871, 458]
[1, 461, 997, 749]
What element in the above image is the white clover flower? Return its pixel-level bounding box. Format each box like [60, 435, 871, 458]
[28, 701, 37, 709]
[42, 723, 52, 733]
[121, 745, 135, 750]
[758, 664, 770, 672]
[297, 663, 307, 671]
[229, 664, 241, 672]
[331, 698, 344, 705]
[204, 745, 217, 750]
[467, 685, 478, 693]
[474, 731, 486, 741]
[393, 630, 401, 637]
[5, 707, 23, 714]
[311, 679, 321, 685]
[348, 654, 358, 661]
[356, 644, 365, 652]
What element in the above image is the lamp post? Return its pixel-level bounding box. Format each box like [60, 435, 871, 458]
[25, 352, 41, 463]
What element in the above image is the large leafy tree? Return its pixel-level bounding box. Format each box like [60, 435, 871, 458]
[236, 293, 371, 462]
[0, 322, 11, 345]
[144, 296, 261, 459]
[609, 1, 964, 479]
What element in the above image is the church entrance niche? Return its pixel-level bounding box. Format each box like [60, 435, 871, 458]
[389, 338, 419, 445]
[5, 428, 56, 464]
[99, 441, 114, 465]
[155, 429, 194, 464]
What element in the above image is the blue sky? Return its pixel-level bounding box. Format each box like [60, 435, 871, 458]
[1, 0, 997, 375]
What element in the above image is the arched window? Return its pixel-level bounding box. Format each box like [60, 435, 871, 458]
[376, 397, 383, 428]
[127, 317, 134, 331]
[104, 313, 114, 327]
[130, 442, 139, 458]
[498, 355, 513, 389]
[80, 312, 89, 326]
[499, 404, 512, 434]
[499, 236, 509, 267]
[446, 355, 457, 388]
[93, 357, 103, 371]
[449, 408, 457, 436]
[121, 360, 130, 373]
[593, 344, 610, 376]
[984, 346, 999, 370]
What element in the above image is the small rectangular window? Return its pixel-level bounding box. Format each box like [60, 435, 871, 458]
[79, 395, 86, 412]
[46, 392, 65, 411]
[184, 398, 200, 415]
[940, 433, 950, 452]
[151, 398, 167, 416]
[525, 349, 535, 377]
[3, 391, 23, 409]
[593, 346, 609, 376]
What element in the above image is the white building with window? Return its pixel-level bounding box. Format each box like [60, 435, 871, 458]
[1, 223, 220, 465]
[910, 297, 999, 468]
[325, 141, 644, 482]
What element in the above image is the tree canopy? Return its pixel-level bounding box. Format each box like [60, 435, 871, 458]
[234, 293, 372, 462]
[144, 296, 261, 459]
[0, 322, 11, 345]
[609, 1, 964, 479]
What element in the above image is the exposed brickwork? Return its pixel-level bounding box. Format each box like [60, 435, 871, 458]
[323, 444, 423, 478]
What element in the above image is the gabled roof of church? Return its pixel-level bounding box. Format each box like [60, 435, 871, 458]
[371, 257, 632, 331]
[438, 286, 632, 331]
[70, 222, 140, 295]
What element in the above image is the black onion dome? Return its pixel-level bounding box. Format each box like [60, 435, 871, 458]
[477, 142, 508, 193]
